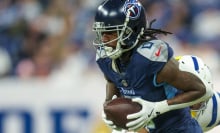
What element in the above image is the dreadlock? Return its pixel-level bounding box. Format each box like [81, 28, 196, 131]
[140, 19, 172, 41]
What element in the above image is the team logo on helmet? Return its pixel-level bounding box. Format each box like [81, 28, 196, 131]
[124, 0, 141, 20]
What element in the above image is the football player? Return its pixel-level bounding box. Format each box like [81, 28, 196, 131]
[175, 56, 220, 132]
[92, 0, 213, 132]
[111, 55, 217, 133]
[112, 55, 218, 133]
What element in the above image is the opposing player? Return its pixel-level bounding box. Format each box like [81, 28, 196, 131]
[92, 0, 213, 132]
[191, 90, 220, 132]
[175, 56, 220, 132]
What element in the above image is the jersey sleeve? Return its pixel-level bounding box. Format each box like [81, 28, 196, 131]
[137, 39, 174, 75]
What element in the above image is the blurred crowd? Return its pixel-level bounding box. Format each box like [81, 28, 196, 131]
[0, 0, 219, 80]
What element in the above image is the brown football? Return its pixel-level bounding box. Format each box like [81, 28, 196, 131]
[104, 97, 142, 129]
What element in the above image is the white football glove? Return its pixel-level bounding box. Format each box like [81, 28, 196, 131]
[126, 98, 169, 131]
[102, 95, 122, 131]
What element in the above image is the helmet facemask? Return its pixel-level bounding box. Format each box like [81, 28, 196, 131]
[190, 101, 207, 119]
[93, 21, 133, 59]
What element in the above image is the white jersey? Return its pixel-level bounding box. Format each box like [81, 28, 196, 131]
[194, 91, 220, 132]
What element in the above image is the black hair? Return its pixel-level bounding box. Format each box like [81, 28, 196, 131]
[140, 19, 172, 41]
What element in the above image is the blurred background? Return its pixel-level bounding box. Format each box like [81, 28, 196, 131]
[0, 0, 219, 132]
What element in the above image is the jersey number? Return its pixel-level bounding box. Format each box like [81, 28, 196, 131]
[141, 42, 153, 49]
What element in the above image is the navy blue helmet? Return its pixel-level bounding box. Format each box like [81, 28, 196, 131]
[93, 0, 147, 59]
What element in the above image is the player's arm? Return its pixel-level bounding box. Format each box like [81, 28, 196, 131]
[105, 80, 121, 102]
[157, 57, 213, 109]
[126, 56, 213, 131]
[102, 77, 123, 131]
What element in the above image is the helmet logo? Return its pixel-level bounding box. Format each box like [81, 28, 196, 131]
[124, 0, 141, 20]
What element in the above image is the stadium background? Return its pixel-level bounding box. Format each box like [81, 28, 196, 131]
[0, 0, 219, 132]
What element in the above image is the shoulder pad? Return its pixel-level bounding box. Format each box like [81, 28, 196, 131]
[137, 40, 169, 62]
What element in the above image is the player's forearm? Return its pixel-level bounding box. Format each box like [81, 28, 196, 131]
[159, 66, 212, 110]
[167, 89, 205, 105]
[167, 91, 202, 106]
[166, 89, 213, 111]
[151, 78, 213, 115]
[157, 57, 213, 108]
[105, 81, 120, 102]
[167, 74, 213, 110]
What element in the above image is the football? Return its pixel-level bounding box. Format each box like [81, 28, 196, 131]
[104, 97, 142, 129]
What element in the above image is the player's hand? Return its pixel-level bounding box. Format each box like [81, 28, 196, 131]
[102, 95, 122, 131]
[126, 98, 169, 131]
[102, 110, 119, 129]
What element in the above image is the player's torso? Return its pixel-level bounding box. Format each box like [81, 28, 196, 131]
[97, 39, 192, 129]
[97, 39, 171, 101]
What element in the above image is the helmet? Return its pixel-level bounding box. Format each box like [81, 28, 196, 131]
[93, 0, 147, 59]
[176, 55, 213, 90]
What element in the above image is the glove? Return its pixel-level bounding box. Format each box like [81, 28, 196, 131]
[102, 110, 119, 129]
[102, 95, 122, 131]
[126, 98, 169, 131]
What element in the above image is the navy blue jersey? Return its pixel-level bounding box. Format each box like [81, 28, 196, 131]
[97, 39, 199, 131]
